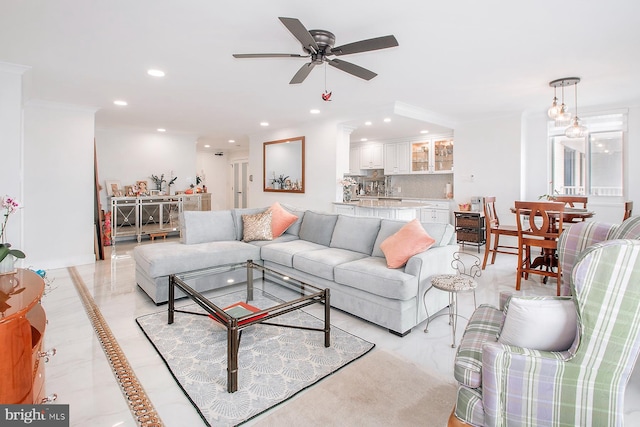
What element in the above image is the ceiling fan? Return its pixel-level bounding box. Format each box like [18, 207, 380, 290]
[232, 17, 399, 84]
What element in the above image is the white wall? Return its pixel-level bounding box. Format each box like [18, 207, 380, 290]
[196, 149, 241, 211]
[95, 129, 198, 210]
[0, 63, 29, 248]
[454, 114, 523, 226]
[23, 101, 96, 269]
[248, 120, 342, 212]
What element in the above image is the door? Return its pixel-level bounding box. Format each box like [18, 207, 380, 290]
[232, 160, 248, 209]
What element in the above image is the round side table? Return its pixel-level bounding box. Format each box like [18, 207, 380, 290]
[423, 274, 477, 348]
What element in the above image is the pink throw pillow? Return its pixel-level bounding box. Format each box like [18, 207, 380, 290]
[268, 202, 299, 237]
[380, 219, 436, 268]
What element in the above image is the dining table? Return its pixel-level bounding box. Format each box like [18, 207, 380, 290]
[510, 205, 595, 281]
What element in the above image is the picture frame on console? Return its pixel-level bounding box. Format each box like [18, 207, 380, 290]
[105, 180, 122, 197]
[137, 180, 149, 196]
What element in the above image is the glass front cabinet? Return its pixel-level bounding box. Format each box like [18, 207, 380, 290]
[411, 138, 453, 173]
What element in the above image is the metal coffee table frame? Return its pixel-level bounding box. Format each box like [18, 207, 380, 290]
[168, 260, 330, 393]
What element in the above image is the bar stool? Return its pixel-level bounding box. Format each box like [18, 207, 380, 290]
[423, 252, 481, 347]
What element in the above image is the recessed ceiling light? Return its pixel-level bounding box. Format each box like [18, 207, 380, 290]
[365, 121, 372, 126]
[228, 139, 235, 143]
[204, 144, 210, 148]
[260, 122, 269, 127]
[310, 109, 320, 114]
[157, 128, 166, 132]
[360, 138, 368, 142]
[147, 69, 165, 77]
[113, 100, 128, 106]
[383, 118, 391, 123]
[420, 130, 429, 134]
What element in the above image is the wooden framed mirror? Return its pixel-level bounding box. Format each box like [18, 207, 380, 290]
[263, 136, 305, 193]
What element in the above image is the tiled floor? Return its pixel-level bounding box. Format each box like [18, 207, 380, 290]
[40, 238, 640, 426]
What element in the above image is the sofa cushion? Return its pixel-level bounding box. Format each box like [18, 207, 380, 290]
[334, 257, 419, 300]
[453, 304, 504, 389]
[133, 240, 261, 278]
[281, 203, 305, 236]
[260, 240, 326, 268]
[248, 233, 298, 247]
[268, 202, 299, 237]
[242, 210, 273, 242]
[380, 219, 436, 268]
[232, 207, 267, 240]
[330, 215, 381, 255]
[179, 210, 236, 244]
[298, 211, 339, 246]
[292, 248, 368, 281]
[498, 297, 577, 351]
[372, 220, 453, 257]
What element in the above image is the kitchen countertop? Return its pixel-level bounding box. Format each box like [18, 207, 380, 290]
[333, 200, 432, 209]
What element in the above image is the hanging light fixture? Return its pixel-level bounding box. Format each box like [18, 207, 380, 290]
[565, 79, 588, 138]
[547, 85, 560, 119]
[549, 78, 580, 126]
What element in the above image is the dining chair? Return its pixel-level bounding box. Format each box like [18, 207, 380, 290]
[624, 200, 633, 220]
[515, 201, 564, 295]
[553, 195, 588, 222]
[481, 196, 519, 269]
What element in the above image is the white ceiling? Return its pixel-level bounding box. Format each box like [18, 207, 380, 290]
[2, 1, 639, 152]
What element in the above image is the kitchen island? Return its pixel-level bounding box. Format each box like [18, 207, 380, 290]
[333, 199, 428, 220]
[333, 198, 454, 223]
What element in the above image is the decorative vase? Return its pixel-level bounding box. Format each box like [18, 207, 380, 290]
[0, 255, 16, 275]
[343, 189, 352, 202]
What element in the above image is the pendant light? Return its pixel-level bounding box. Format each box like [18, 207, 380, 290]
[565, 79, 588, 138]
[548, 78, 578, 126]
[547, 86, 560, 119]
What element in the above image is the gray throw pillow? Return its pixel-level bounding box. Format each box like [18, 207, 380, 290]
[299, 211, 339, 246]
[330, 215, 381, 255]
[180, 210, 236, 244]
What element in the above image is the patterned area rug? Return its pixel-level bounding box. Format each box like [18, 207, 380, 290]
[136, 292, 375, 427]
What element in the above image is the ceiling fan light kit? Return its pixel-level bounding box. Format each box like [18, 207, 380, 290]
[232, 17, 398, 84]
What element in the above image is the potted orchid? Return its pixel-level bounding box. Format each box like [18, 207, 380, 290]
[0, 195, 25, 274]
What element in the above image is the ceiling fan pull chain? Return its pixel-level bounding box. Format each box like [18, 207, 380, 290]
[322, 63, 332, 101]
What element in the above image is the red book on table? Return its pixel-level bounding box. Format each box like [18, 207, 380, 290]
[208, 301, 268, 325]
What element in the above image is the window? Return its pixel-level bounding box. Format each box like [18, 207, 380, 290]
[549, 112, 626, 198]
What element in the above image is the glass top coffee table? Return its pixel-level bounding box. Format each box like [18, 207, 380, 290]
[168, 260, 330, 393]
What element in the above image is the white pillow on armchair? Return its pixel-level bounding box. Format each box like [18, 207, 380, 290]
[498, 297, 578, 352]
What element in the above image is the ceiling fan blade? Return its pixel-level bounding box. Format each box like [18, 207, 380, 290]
[290, 62, 316, 84]
[278, 17, 319, 53]
[331, 35, 399, 56]
[233, 53, 309, 58]
[328, 59, 377, 81]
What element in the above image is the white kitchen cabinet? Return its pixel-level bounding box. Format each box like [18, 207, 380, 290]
[334, 204, 356, 215]
[419, 201, 452, 224]
[384, 142, 411, 175]
[349, 146, 361, 175]
[411, 139, 454, 174]
[360, 143, 384, 169]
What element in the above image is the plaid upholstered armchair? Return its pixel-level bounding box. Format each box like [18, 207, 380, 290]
[450, 239, 640, 426]
[557, 215, 640, 295]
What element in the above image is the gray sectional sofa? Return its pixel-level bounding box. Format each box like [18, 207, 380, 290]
[133, 206, 458, 336]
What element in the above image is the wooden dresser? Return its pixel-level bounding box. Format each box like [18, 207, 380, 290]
[0, 269, 50, 404]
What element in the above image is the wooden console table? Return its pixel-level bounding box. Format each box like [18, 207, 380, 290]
[0, 269, 54, 403]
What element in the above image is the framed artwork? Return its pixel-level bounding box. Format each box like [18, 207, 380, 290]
[105, 180, 122, 196]
[136, 180, 149, 195]
[124, 185, 135, 197]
